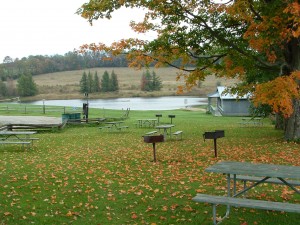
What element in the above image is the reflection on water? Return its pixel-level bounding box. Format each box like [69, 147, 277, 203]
[27, 96, 207, 110]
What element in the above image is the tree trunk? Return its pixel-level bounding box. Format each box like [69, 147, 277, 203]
[275, 114, 285, 130]
[284, 99, 300, 140]
[283, 37, 300, 141]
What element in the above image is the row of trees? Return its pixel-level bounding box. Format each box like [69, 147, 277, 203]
[0, 74, 37, 98]
[0, 52, 129, 81]
[79, 70, 119, 93]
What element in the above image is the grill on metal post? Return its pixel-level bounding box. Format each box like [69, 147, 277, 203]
[203, 130, 225, 157]
[143, 135, 164, 162]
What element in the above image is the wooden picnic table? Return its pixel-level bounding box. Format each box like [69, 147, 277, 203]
[101, 121, 128, 131]
[205, 161, 300, 196]
[155, 124, 175, 140]
[136, 119, 157, 128]
[196, 161, 300, 224]
[0, 131, 38, 149]
[240, 117, 263, 126]
[105, 121, 124, 127]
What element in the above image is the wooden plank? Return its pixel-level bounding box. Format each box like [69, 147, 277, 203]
[231, 175, 300, 186]
[145, 131, 157, 135]
[0, 142, 31, 145]
[192, 194, 300, 213]
[117, 126, 129, 129]
[205, 161, 300, 180]
[0, 138, 39, 140]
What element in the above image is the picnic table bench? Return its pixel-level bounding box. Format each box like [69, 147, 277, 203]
[0, 137, 39, 144]
[0, 141, 31, 149]
[144, 131, 158, 135]
[116, 126, 129, 131]
[193, 194, 300, 225]
[193, 161, 300, 224]
[172, 130, 183, 140]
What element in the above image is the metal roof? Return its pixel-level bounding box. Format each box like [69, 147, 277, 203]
[208, 86, 250, 100]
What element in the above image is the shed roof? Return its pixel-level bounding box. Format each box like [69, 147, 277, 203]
[207, 86, 250, 100]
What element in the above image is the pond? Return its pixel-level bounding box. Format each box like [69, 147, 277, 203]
[28, 96, 207, 110]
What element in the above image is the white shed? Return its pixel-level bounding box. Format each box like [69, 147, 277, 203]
[207, 86, 251, 116]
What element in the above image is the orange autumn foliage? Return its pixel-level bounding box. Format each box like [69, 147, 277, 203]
[253, 71, 300, 118]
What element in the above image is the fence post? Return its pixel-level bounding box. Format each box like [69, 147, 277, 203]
[43, 99, 45, 114]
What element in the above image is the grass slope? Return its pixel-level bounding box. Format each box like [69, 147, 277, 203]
[32, 67, 237, 100]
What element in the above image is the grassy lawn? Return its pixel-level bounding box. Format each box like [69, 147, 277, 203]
[0, 108, 299, 224]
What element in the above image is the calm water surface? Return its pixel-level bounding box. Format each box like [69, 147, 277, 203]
[28, 96, 207, 110]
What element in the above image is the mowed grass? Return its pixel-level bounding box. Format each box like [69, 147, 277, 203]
[0, 108, 299, 225]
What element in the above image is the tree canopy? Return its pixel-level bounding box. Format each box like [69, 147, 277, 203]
[77, 0, 300, 140]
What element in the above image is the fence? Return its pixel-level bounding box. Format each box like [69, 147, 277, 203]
[0, 105, 82, 115]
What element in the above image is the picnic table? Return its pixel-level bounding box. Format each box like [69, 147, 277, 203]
[0, 131, 38, 149]
[155, 124, 175, 140]
[136, 119, 157, 128]
[239, 117, 263, 127]
[193, 161, 300, 224]
[100, 121, 128, 131]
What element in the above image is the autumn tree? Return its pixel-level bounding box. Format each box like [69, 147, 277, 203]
[6, 78, 16, 96]
[77, 0, 300, 140]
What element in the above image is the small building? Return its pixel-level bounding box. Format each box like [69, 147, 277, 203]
[207, 86, 251, 116]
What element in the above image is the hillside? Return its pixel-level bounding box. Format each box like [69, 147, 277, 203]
[32, 67, 238, 100]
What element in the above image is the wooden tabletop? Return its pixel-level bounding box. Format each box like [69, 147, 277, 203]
[205, 161, 300, 180]
[156, 124, 175, 129]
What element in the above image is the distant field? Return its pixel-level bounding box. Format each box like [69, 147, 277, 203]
[32, 67, 238, 100]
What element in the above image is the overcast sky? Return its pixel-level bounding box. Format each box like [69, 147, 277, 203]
[0, 0, 151, 62]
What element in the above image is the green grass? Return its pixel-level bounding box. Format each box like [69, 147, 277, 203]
[0, 107, 299, 224]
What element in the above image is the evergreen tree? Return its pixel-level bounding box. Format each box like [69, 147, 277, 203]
[141, 70, 152, 91]
[152, 71, 162, 91]
[17, 73, 37, 97]
[93, 71, 100, 92]
[80, 71, 88, 93]
[110, 70, 119, 91]
[87, 71, 93, 93]
[101, 70, 110, 92]
[140, 70, 162, 91]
